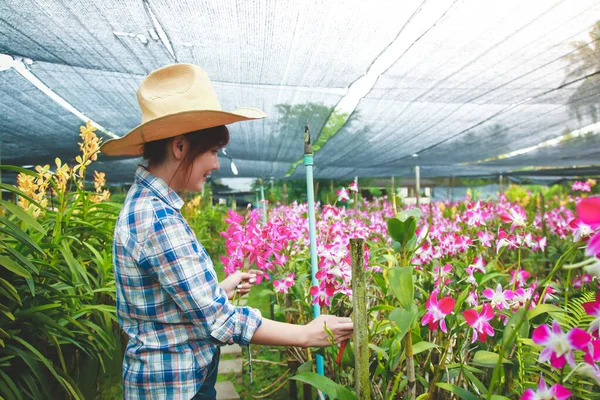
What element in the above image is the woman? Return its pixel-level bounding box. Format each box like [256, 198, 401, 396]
[100, 64, 354, 400]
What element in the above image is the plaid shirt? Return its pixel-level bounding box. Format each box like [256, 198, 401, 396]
[113, 166, 262, 399]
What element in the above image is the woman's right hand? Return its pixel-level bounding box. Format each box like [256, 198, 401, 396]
[302, 314, 354, 347]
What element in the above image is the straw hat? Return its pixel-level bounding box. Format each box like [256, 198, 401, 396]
[100, 63, 266, 156]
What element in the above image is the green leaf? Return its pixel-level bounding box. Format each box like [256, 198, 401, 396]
[15, 304, 62, 317]
[0, 369, 22, 400]
[335, 386, 358, 400]
[477, 272, 509, 287]
[388, 216, 417, 249]
[503, 307, 529, 348]
[0, 199, 46, 234]
[388, 267, 414, 309]
[297, 360, 314, 374]
[291, 372, 356, 400]
[0, 278, 21, 304]
[369, 304, 395, 313]
[1, 243, 39, 274]
[412, 341, 440, 355]
[60, 240, 92, 290]
[0, 255, 32, 279]
[435, 383, 479, 400]
[0, 217, 44, 255]
[471, 351, 512, 368]
[389, 307, 417, 342]
[527, 304, 565, 320]
[462, 367, 487, 395]
[388, 218, 406, 244]
[397, 208, 422, 222]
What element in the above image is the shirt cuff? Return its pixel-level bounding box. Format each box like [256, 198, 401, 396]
[210, 306, 263, 345]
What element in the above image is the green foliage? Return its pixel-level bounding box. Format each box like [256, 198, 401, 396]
[290, 372, 357, 400]
[0, 180, 120, 399]
[181, 195, 228, 257]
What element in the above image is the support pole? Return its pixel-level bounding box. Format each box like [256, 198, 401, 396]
[391, 176, 397, 215]
[415, 166, 421, 206]
[350, 239, 370, 400]
[259, 179, 275, 320]
[303, 125, 325, 381]
[499, 174, 504, 196]
[260, 179, 267, 224]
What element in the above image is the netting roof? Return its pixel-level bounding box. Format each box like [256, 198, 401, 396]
[1, 0, 600, 184]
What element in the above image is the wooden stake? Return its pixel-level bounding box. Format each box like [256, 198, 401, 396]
[350, 238, 370, 400]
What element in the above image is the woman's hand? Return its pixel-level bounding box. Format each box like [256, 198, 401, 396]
[219, 269, 263, 300]
[302, 315, 354, 347]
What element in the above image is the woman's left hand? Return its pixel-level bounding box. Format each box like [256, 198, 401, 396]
[219, 269, 264, 300]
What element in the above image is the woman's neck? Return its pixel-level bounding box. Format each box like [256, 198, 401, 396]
[147, 163, 182, 192]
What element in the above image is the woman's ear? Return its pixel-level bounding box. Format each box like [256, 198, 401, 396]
[172, 136, 186, 160]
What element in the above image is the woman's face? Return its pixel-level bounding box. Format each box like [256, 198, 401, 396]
[183, 149, 220, 192]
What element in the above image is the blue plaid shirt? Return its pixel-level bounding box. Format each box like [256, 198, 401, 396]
[113, 166, 262, 399]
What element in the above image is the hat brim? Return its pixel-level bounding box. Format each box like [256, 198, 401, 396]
[100, 107, 266, 157]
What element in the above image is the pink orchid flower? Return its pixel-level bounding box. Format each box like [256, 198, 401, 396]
[496, 228, 518, 254]
[349, 177, 358, 193]
[510, 269, 531, 288]
[520, 377, 571, 400]
[500, 208, 527, 232]
[310, 284, 335, 307]
[577, 197, 600, 257]
[273, 273, 296, 294]
[532, 321, 591, 368]
[463, 304, 495, 343]
[477, 229, 494, 247]
[466, 290, 479, 307]
[421, 289, 455, 333]
[482, 283, 514, 310]
[573, 181, 591, 192]
[569, 218, 595, 242]
[582, 292, 600, 337]
[336, 188, 350, 202]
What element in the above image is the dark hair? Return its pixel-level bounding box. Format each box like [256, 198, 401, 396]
[143, 125, 229, 181]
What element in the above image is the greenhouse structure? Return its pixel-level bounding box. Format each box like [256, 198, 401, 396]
[1, 1, 600, 399]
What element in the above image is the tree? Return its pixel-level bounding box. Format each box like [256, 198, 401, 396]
[564, 21, 600, 123]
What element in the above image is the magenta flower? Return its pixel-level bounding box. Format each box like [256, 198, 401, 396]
[482, 283, 514, 310]
[510, 269, 531, 288]
[349, 177, 358, 193]
[582, 292, 600, 337]
[336, 187, 350, 202]
[532, 321, 591, 368]
[520, 377, 571, 400]
[577, 197, 600, 257]
[463, 304, 495, 343]
[500, 208, 527, 232]
[569, 218, 595, 242]
[477, 229, 494, 247]
[572, 180, 591, 192]
[273, 273, 296, 294]
[421, 289, 455, 333]
[310, 284, 335, 307]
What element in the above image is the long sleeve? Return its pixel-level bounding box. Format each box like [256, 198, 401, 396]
[139, 213, 262, 345]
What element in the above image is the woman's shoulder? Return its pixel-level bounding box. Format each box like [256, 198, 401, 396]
[118, 185, 183, 240]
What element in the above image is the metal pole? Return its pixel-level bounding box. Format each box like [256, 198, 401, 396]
[304, 125, 325, 380]
[391, 176, 397, 215]
[415, 166, 421, 206]
[260, 180, 267, 224]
